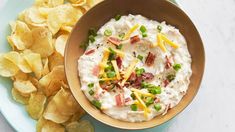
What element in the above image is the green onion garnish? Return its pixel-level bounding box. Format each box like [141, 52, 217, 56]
[130, 92, 136, 100]
[118, 33, 125, 39]
[89, 90, 94, 95]
[116, 44, 123, 50]
[107, 71, 116, 78]
[142, 32, 147, 38]
[154, 103, 162, 111]
[148, 86, 161, 95]
[88, 35, 95, 43]
[88, 28, 97, 36]
[173, 64, 181, 71]
[157, 25, 162, 32]
[115, 14, 122, 21]
[104, 29, 112, 36]
[135, 68, 145, 76]
[91, 100, 101, 109]
[130, 104, 138, 111]
[145, 97, 154, 106]
[137, 55, 143, 61]
[140, 25, 147, 33]
[88, 83, 94, 88]
[166, 74, 176, 82]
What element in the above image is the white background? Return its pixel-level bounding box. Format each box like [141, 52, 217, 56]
[1, 0, 235, 131]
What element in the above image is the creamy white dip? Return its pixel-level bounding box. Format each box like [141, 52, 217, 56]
[78, 14, 192, 122]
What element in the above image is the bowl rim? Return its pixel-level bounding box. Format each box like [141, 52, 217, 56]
[64, 0, 205, 130]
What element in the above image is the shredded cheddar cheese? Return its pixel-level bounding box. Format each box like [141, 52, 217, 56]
[161, 34, 180, 48]
[104, 47, 125, 57]
[157, 33, 167, 52]
[121, 59, 138, 85]
[111, 60, 121, 80]
[133, 92, 150, 113]
[123, 24, 139, 40]
[99, 77, 117, 81]
[131, 88, 155, 98]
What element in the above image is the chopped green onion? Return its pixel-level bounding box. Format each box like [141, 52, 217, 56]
[130, 104, 138, 111]
[89, 90, 94, 95]
[140, 25, 147, 33]
[88, 35, 95, 43]
[141, 82, 148, 88]
[166, 74, 176, 82]
[145, 97, 154, 106]
[88, 83, 94, 88]
[108, 48, 117, 60]
[99, 80, 105, 84]
[148, 86, 161, 95]
[91, 100, 101, 109]
[154, 103, 162, 111]
[142, 32, 147, 38]
[118, 33, 125, 39]
[88, 28, 97, 36]
[107, 71, 116, 78]
[137, 55, 143, 61]
[131, 92, 136, 100]
[157, 25, 162, 32]
[79, 41, 89, 50]
[115, 14, 121, 21]
[173, 64, 181, 71]
[104, 29, 112, 36]
[135, 68, 145, 76]
[116, 44, 123, 50]
[105, 65, 114, 72]
[108, 48, 115, 54]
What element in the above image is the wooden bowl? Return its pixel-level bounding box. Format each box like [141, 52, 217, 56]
[65, 0, 205, 130]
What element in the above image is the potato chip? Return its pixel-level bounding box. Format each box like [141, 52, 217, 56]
[4, 51, 32, 73]
[13, 80, 37, 97]
[26, 92, 47, 119]
[48, 52, 64, 71]
[35, 0, 64, 7]
[7, 21, 33, 50]
[55, 34, 68, 56]
[11, 87, 29, 105]
[53, 88, 80, 116]
[0, 54, 19, 77]
[47, 4, 82, 35]
[70, 0, 87, 7]
[39, 65, 66, 96]
[18, 10, 26, 21]
[28, 76, 41, 91]
[42, 58, 50, 76]
[60, 25, 73, 33]
[65, 120, 94, 132]
[37, 117, 65, 132]
[11, 71, 28, 81]
[24, 7, 46, 25]
[30, 27, 54, 58]
[23, 52, 43, 79]
[38, 7, 52, 17]
[43, 97, 70, 123]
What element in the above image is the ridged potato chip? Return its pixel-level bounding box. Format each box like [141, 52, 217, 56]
[55, 34, 68, 56]
[35, 0, 64, 7]
[4, 51, 32, 73]
[26, 92, 47, 119]
[23, 52, 43, 79]
[7, 21, 33, 50]
[13, 80, 37, 97]
[37, 117, 65, 132]
[11, 87, 29, 105]
[12, 71, 28, 81]
[39, 65, 66, 96]
[48, 52, 64, 71]
[0, 54, 19, 77]
[65, 120, 94, 132]
[47, 4, 82, 35]
[42, 58, 50, 76]
[24, 7, 46, 26]
[30, 27, 54, 58]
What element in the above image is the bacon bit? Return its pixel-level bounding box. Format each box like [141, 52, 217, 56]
[125, 97, 131, 103]
[165, 56, 172, 69]
[154, 98, 160, 103]
[85, 49, 95, 55]
[128, 72, 137, 82]
[116, 56, 122, 69]
[115, 93, 124, 106]
[163, 79, 170, 87]
[132, 76, 143, 87]
[108, 37, 121, 46]
[130, 35, 140, 44]
[145, 52, 156, 66]
[141, 72, 154, 80]
[92, 65, 100, 76]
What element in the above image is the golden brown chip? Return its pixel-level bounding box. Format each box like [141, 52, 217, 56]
[7, 21, 33, 50]
[65, 120, 94, 132]
[26, 92, 47, 119]
[11, 71, 28, 81]
[48, 52, 64, 71]
[30, 27, 54, 58]
[55, 34, 68, 56]
[37, 117, 65, 132]
[13, 80, 37, 97]
[42, 58, 50, 76]
[39, 65, 66, 96]
[23, 52, 43, 79]
[11, 87, 29, 105]
[0, 54, 19, 77]
[4, 51, 32, 73]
